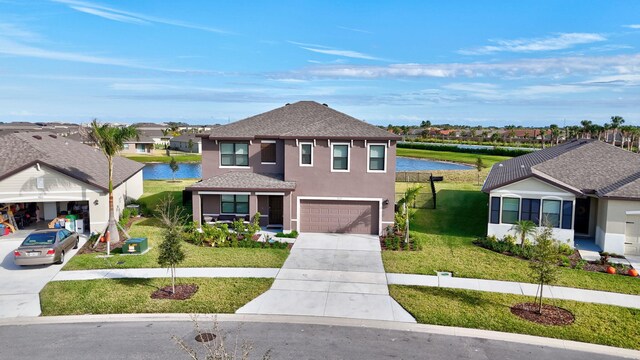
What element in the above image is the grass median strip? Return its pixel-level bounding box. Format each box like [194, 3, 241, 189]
[385, 182, 640, 295]
[390, 285, 640, 350]
[40, 278, 272, 316]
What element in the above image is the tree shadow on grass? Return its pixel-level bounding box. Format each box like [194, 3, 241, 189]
[412, 189, 488, 238]
[112, 277, 159, 291]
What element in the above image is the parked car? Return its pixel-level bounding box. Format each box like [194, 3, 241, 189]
[13, 229, 79, 266]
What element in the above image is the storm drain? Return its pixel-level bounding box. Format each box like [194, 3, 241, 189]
[195, 333, 216, 343]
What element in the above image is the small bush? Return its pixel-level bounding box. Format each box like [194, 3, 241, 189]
[558, 243, 574, 256]
[575, 259, 588, 270]
[275, 230, 299, 238]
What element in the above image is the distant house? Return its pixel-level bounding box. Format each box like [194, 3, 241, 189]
[121, 134, 155, 154]
[187, 101, 400, 235]
[138, 129, 172, 146]
[169, 133, 202, 153]
[0, 133, 143, 233]
[482, 139, 640, 256]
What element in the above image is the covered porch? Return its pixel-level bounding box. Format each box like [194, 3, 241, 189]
[187, 172, 296, 231]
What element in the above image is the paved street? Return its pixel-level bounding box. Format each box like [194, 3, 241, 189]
[0, 318, 633, 360]
[237, 233, 415, 322]
[0, 231, 86, 318]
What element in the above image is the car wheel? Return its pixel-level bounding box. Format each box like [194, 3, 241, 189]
[73, 240, 79, 250]
[56, 251, 65, 265]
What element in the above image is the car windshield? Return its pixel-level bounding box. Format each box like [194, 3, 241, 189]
[21, 232, 56, 246]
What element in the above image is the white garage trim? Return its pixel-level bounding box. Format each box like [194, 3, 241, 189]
[296, 196, 383, 234]
[198, 191, 251, 195]
[255, 192, 285, 196]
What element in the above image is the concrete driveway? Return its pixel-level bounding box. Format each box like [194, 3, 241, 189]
[237, 233, 415, 322]
[0, 230, 86, 318]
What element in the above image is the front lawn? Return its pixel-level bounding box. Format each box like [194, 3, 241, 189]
[138, 179, 198, 213]
[64, 218, 289, 270]
[390, 285, 640, 350]
[385, 182, 640, 295]
[397, 148, 509, 166]
[40, 278, 272, 315]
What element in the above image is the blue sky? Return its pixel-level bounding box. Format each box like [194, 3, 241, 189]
[0, 0, 639, 126]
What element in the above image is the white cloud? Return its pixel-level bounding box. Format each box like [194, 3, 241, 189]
[0, 37, 206, 73]
[0, 22, 42, 42]
[295, 53, 640, 79]
[623, 24, 640, 29]
[337, 26, 372, 34]
[52, 0, 229, 34]
[459, 33, 607, 55]
[289, 40, 386, 61]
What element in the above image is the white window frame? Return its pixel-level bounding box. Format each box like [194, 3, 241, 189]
[541, 196, 563, 229]
[219, 142, 250, 169]
[299, 142, 314, 167]
[260, 140, 277, 165]
[367, 143, 387, 173]
[330, 142, 350, 172]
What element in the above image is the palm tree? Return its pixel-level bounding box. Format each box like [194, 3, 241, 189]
[397, 186, 423, 244]
[610, 116, 625, 146]
[87, 120, 139, 244]
[602, 123, 611, 143]
[511, 220, 537, 249]
[580, 120, 592, 139]
[549, 124, 560, 145]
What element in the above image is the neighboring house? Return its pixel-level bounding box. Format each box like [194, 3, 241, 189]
[169, 133, 202, 153]
[0, 133, 144, 233]
[187, 101, 401, 235]
[139, 129, 172, 146]
[482, 139, 640, 256]
[121, 135, 155, 154]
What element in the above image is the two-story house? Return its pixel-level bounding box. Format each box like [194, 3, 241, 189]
[187, 101, 401, 235]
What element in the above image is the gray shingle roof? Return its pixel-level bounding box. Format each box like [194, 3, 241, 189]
[482, 139, 640, 199]
[124, 134, 155, 144]
[188, 172, 296, 191]
[0, 132, 144, 191]
[205, 101, 400, 140]
[170, 133, 202, 143]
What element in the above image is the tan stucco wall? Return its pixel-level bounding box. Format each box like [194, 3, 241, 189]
[120, 143, 153, 154]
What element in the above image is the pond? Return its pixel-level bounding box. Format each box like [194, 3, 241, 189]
[143, 157, 472, 180]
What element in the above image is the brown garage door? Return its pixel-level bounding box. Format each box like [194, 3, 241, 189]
[300, 200, 379, 234]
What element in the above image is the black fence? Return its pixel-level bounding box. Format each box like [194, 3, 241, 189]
[395, 171, 440, 209]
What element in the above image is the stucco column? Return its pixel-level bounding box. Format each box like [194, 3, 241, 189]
[283, 192, 292, 232]
[192, 192, 202, 226]
[249, 193, 258, 220]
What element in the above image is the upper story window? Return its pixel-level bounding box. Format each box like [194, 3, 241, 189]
[300, 143, 313, 166]
[261, 140, 276, 164]
[332, 143, 349, 172]
[368, 144, 386, 172]
[220, 143, 249, 167]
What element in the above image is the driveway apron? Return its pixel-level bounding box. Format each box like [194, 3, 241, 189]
[237, 233, 416, 322]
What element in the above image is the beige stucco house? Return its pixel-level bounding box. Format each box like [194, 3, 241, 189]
[482, 139, 640, 256]
[187, 101, 401, 235]
[0, 133, 144, 233]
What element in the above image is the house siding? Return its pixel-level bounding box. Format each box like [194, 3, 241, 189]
[597, 199, 640, 254]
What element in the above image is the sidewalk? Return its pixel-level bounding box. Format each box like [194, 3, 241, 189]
[53, 267, 640, 310]
[387, 273, 640, 309]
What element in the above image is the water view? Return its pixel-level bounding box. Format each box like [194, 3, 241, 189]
[143, 157, 472, 180]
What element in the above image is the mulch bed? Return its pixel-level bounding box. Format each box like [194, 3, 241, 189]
[510, 302, 575, 326]
[150, 284, 198, 300]
[77, 217, 146, 255]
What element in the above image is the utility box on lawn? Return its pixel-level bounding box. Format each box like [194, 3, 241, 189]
[123, 237, 148, 255]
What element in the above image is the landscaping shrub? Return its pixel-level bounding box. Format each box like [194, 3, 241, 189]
[398, 141, 534, 157]
[275, 230, 299, 238]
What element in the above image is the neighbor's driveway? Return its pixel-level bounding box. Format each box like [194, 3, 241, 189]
[237, 233, 415, 322]
[0, 231, 86, 318]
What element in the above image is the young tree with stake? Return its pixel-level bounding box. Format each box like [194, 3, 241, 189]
[156, 195, 186, 294]
[530, 225, 561, 314]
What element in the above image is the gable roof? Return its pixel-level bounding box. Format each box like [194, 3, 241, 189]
[204, 101, 400, 141]
[0, 132, 144, 192]
[170, 133, 202, 143]
[482, 139, 640, 199]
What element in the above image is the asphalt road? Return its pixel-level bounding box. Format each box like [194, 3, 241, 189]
[0, 320, 630, 360]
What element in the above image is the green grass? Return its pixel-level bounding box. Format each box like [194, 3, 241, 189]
[40, 278, 272, 315]
[390, 286, 640, 350]
[123, 154, 201, 163]
[397, 147, 509, 166]
[384, 182, 640, 295]
[64, 217, 289, 270]
[138, 179, 198, 212]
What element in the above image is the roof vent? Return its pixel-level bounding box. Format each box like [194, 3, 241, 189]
[32, 135, 42, 140]
[48, 134, 57, 139]
[285, 103, 290, 106]
[520, 164, 525, 168]
[498, 164, 503, 167]
[322, 103, 328, 107]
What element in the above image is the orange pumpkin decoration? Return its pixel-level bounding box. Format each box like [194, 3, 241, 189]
[629, 268, 639, 277]
[606, 266, 616, 274]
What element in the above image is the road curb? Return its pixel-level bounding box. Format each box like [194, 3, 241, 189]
[1, 313, 638, 359]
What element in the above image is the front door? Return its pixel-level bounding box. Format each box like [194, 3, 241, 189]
[574, 198, 591, 235]
[268, 196, 283, 225]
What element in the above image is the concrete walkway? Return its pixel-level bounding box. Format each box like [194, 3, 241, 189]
[387, 273, 640, 309]
[52, 267, 279, 281]
[236, 233, 416, 322]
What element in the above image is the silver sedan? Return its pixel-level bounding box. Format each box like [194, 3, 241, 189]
[13, 229, 79, 266]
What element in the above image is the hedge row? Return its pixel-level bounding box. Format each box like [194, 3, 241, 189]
[397, 142, 534, 157]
